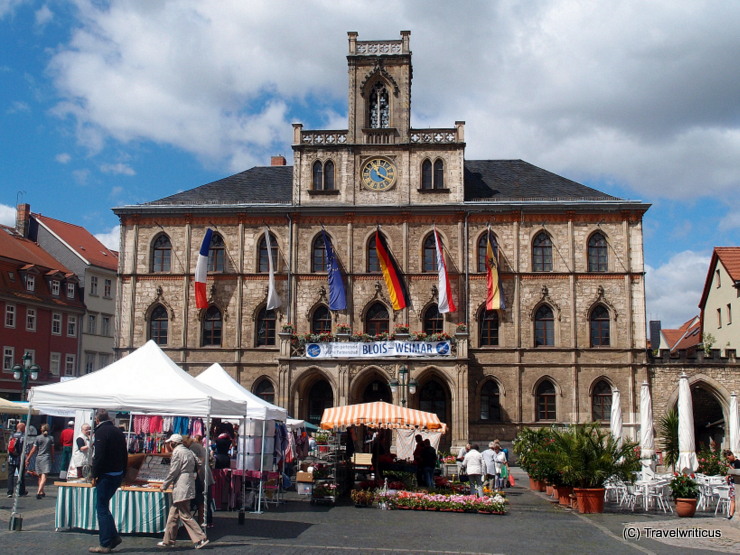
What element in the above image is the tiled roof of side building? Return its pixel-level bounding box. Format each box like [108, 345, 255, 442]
[0, 224, 73, 272]
[34, 214, 118, 271]
[143, 166, 293, 206]
[715, 247, 740, 282]
[463, 160, 621, 202]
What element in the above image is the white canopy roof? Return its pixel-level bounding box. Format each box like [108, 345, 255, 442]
[195, 363, 287, 421]
[28, 341, 247, 417]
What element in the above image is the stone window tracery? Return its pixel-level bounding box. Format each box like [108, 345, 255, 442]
[369, 81, 390, 128]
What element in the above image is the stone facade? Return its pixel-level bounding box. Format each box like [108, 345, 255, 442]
[114, 31, 655, 452]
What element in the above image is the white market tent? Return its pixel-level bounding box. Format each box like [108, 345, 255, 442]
[28, 341, 247, 417]
[195, 363, 287, 421]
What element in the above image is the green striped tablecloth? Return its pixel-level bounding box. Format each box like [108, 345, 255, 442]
[55, 485, 172, 533]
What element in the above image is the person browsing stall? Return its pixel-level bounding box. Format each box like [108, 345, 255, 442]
[72, 423, 92, 479]
[25, 423, 54, 499]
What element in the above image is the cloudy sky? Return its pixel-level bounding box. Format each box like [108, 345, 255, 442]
[1, 0, 738, 329]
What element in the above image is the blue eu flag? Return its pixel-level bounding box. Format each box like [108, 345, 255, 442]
[322, 230, 347, 311]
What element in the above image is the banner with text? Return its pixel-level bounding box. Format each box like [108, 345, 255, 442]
[304, 340, 452, 359]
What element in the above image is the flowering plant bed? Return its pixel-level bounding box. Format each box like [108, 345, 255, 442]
[383, 490, 508, 514]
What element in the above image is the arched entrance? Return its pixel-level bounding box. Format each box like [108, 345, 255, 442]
[306, 379, 333, 426]
[362, 379, 392, 403]
[691, 382, 725, 450]
[416, 374, 452, 451]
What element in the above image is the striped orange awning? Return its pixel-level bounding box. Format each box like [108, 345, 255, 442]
[320, 401, 447, 433]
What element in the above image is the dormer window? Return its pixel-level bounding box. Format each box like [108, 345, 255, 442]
[51, 280, 60, 296]
[67, 283, 75, 299]
[369, 82, 390, 128]
[26, 274, 35, 292]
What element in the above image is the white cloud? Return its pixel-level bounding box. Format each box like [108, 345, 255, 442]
[42, 1, 739, 201]
[34, 4, 52, 26]
[55, 152, 71, 164]
[645, 250, 711, 329]
[100, 162, 135, 176]
[719, 212, 740, 232]
[0, 203, 15, 226]
[94, 225, 120, 251]
[7, 100, 30, 114]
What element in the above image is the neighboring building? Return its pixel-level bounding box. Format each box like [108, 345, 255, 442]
[113, 31, 650, 449]
[699, 247, 740, 355]
[15, 204, 119, 373]
[0, 224, 85, 399]
[656, 316, 701, 353]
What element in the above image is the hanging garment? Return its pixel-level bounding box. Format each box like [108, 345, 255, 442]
[150, 415, 163, 434]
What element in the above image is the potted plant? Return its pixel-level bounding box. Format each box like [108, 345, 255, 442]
[658, 408, 679, 472]
[545, 423, 639, 514]
[393, 323, 410, 336]
[455, 322, 468, 334]
[350, 489, 375, 507]
[668, 473, 699, 517]
[280, 323, 294, 334]
[336, 323, 351, 335]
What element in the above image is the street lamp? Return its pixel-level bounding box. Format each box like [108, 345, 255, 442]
[12, 352, 39, 400]
[389, 364, 417, 407]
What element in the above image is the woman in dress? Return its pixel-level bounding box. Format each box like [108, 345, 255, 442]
[71, 423, 92, 479]
[157, 434, 209, 549]
[25, 423, 54, 499]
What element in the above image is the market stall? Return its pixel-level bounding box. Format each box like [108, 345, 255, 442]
[23, 340, 248, 535]
[195, 363, 288, 512]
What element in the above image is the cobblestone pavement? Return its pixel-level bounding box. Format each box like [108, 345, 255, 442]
[2, 468, 738, 554]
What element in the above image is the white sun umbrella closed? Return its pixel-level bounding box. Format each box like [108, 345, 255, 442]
[610, 388, 622, 447]
[639, 381, 656, 478]
[677, 373, 698, 474]
[730, 392, 740, 455]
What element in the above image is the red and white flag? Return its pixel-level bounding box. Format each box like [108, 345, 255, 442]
[434, 228, 456, 314]
[265, 229, 281, 310]
[194, 228, 212, 309]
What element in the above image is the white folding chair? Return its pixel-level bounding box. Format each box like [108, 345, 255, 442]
[714, 487, 731, 517]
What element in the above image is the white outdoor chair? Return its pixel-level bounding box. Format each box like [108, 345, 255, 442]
[624, 483, 645, 512]
[646, 483, 672, 513]
[714, 486, 731, 517]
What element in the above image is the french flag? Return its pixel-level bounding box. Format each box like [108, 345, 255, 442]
[194, 228, 212, 309]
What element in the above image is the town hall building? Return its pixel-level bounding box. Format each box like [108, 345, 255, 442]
[113, 31, 651, 450]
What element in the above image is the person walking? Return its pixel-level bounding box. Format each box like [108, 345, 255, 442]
[461, 444, 485, 497]
[481, 441, 497, 492]
[6, 422, 28, 498]
[59, 420, 75, 479]
[25, 423, 54, 499]
[724, 449, 740, 520]
[71, 423, 92, 480]
[420, 438, 437, 488]
[158, 434, 209, 549]
[89, 409, 128, 554]
[186, 435, 213, 528]
[491, 443, 508, 490]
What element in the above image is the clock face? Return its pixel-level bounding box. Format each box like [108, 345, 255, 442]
[361, 157, 397, 191]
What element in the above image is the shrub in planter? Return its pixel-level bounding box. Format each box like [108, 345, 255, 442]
[668, 473, 699, 517]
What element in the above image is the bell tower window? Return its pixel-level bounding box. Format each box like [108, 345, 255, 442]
[369, 82, 390, 128]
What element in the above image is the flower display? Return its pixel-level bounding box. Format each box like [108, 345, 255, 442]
[696, 447, 728, 476]
[394, 323, 410, 333]
[281, 323, 294, 333]
[455, 322, 468, 332]
[313, 482, 338, 498]
[336, 323, 351, 333]
[383, 490, 508, 513]
[668, 473, 699, 499]
[350, 489, 375, 505]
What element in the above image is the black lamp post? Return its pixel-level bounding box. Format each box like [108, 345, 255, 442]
[12, 352, 39, 401]
[389, 364, 417, 407]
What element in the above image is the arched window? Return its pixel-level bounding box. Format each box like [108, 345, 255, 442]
[532, 232, 552, 272]
[588, 232, 608, 272]
[480, 310, 499, 346]
[422, 234, 437, 273]
[368, 81, 389, 128]
[256, 307, 276, 346]
[367, 235, 380, 273]
[365, 302, 389, 336]
[419, 380, 447, 424]
[312, 235, 327, 273]
[477, 232, 498, 272]
[207, 233, 225, 272]
[202, 306, 222, 347]
[480, 381, 501, 421]
[311, 305, 332, 334]
[536, 380, 556, 421]
[591, 380, 612, 421]
[307, 379, 333, 425]
[149, 305, 168, 345]
[423, 304, 443, 335]
[433, 159, 444, 189]
[590, 305, 611, 347]
[312, 161, 323, 190]
[421, 159, 432, 189]
[535, 305, 554, 346]
[258, 232, 279, 273]
[151, 234, 172, 272]
[254, 379, 275, 404]
[312, 160, 335, 191]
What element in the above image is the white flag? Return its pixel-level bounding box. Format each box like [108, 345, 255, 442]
[265, 229, 281, 310]
[434, 228, 456, 314]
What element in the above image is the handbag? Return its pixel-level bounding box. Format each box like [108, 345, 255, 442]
[508, 474, 516, 487]
[500, 464, 508, 479]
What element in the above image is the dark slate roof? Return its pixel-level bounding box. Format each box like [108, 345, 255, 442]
[138, 159, 619, 208]
[143, 166, 293, 206]
[463, 160, 620, 202]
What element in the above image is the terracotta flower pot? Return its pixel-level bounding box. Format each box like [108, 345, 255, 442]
[546, 484, 554, 497]
[573, 488, 606, 514]
[556, 486, 573, 506]
[675, 498, 697, 518]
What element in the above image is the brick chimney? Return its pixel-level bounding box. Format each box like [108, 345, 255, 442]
[271, 155, 287, 166]
[16, 203, 31, 238]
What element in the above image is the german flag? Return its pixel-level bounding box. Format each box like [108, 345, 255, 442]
[375, 230, 410, 310]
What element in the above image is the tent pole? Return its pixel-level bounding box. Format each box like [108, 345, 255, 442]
[252, 418, 266, 514]
[240, 409, 247, 520]
[203, 400, 212, 536]
[9, 403, 33, 531]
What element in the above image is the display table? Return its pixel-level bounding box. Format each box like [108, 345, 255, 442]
[55, 482, 172, 533]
